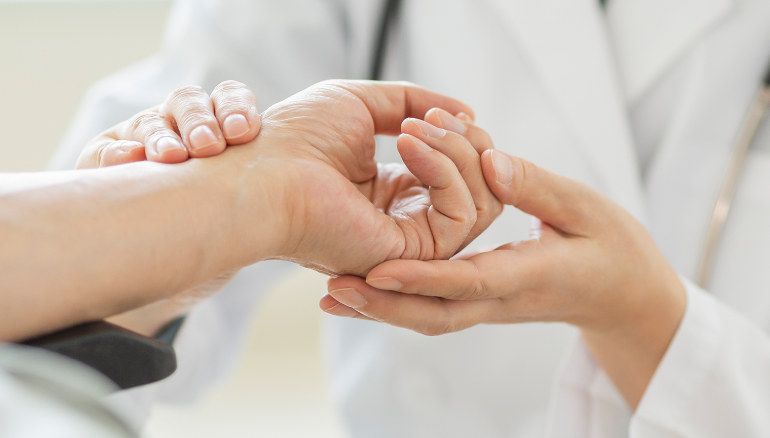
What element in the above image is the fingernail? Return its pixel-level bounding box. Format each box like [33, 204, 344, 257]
[366, 277, 403, 291]
[155, 136, 185, 154]
[325, 302, 360, 318]
[455, 112, 474, 124]
[437, 109, 467, 134]
[411, 119, 446, 138]
[222, 114, 249, 139]
[329, 288, 367, 309]
[491, 150, 513, 185]
[189, 125, 219, 151]
[408, 135, 433, 152]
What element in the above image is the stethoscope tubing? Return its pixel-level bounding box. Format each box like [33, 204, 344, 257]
[696, 65, 770, 288]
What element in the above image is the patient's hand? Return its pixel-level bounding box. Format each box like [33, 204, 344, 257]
[76, 80, 261, 168]
[248, 80, 501, 276]
[323, 150, 686, 409]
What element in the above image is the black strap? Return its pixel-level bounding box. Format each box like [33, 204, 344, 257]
[154, 316, 186, 345]
[369, 0, 403, 80]
[21, 321, 177, 390]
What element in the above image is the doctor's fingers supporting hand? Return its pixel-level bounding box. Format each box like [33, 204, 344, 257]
[70, 86, 251, 336]
[323, 151, 687, 406]
[76, 80, 261, 168]
[326, 151, 684, 332]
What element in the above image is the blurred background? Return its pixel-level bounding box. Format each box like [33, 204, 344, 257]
[0, 1, 347, 436]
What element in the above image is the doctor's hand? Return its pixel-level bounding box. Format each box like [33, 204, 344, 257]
[73, 80, 260, 335]
[76, 80, 261, 168]
[325, 150, 686, 409]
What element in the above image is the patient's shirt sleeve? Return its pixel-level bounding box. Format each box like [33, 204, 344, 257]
[544, 277, 770, 438]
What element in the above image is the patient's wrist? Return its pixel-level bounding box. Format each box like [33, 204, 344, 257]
[194, 142, 291, 266]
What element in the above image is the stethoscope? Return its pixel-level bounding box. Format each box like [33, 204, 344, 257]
[370, 0, 770, 289]
[695, 64, 770, 288]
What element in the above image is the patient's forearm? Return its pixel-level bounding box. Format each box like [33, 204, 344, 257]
[0, 153, 275, 341]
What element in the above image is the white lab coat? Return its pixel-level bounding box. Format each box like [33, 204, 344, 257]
[49, 0, 770, 436]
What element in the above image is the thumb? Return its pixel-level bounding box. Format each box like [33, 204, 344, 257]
[480, 150, 603, 235]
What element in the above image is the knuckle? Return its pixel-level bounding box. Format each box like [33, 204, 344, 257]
[464, 206, 478, 225]
[451, 135, 481, 165]
[212, 80, 248, 95]
[168, 85, 206, 103]
[476, 195, 505, 220]
[489, 200, 505, 218]
[178, 111, 216, 130]
[421, 315, 456, 336]
[130, 112, 167, 137]
[449, 262, 486, 300]
[211, 81, 257, 113]
[466, 127, 495, 153]
[214, 96, 251, 114]
[511, 157, 532, 201]
[479, 130, 494, 147]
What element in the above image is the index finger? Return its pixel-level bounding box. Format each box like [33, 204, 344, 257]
[363, 244, 541, 300]
[325, 275, 496, 336]
[330, 80, 475, 136]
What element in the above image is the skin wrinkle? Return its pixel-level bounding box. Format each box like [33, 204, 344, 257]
[367, 165, 409, 261]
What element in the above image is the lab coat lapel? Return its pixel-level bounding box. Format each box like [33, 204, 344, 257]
[606, 0, 734, 102]
[486, 0, 646, 220]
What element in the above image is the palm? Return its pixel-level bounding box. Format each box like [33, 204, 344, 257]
[257, 81, 473, 276]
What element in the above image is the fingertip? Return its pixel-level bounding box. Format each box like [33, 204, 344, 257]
[188, 125, 226, 157]
[100, 141, 146, 167]
[211, 80, 261, 144]
[365, 277, 403, 291]
[222, 114, 250, 139]
[319, 294, 340, 312]
[397, 133, 433, 154]
[431, 108, 468, 134]
[365, 259, 422, 291]
[319, 295, 360, 318]
[147, 136, 188, 163]
[222, 109, 261, 144]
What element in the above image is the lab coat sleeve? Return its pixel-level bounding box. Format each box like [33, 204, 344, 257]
[45, 0, 349, 424]
[545, 277, 770, 438]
